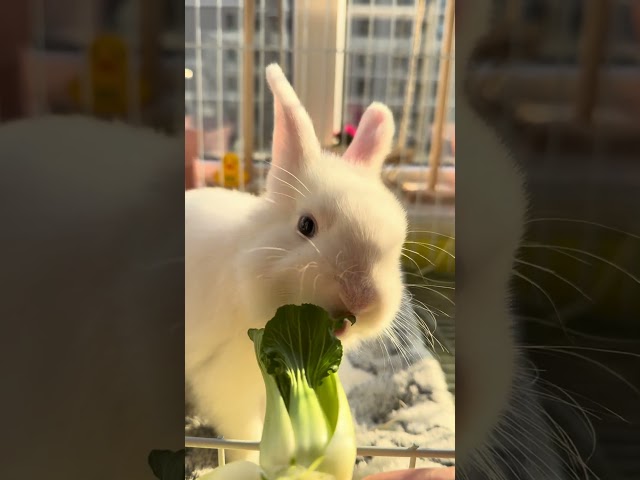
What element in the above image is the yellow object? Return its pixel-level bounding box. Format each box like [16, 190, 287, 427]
[69, 33, 150, 117]
[214, 152, 251, 188]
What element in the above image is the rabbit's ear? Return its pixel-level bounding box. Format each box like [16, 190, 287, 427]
[342, 102, 394, 174]
[265, 64, 320, 181]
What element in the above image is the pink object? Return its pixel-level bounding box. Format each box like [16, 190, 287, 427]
[184, 115, 234, 156]
[363, 467, 455, 480]
[344, 124, 357, 137]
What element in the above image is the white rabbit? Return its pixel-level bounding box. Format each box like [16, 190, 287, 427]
[185, 64, 409, 458]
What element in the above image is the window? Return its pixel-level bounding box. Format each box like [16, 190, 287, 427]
[392, 56, 409, 71]
[186, 7, 196, 42]
[202, 75, 219, 100]
[352, 18, 370, 37]
[390, 79, 406, 99]
[353, 54, 367, 70]
[414, 82, 422, 100]
[265, 16, 280, 45]
[372, 56, 389, 75]
[395, 19, 413, 38]
[373, 19, 392, 37]
[225, 49, 237, 64]
[371, 77, 388, 99]
[185, 0, 455, 169]
[389, 108, 404, 130]
[285, 14, 293, 35]
[201, 7, 218, 32]
[266, 16, 279, 31]
[223, 101, 239, 125]
[265, 51, 281, 65]
[201, 102, 218, 129]
[224, 75, 237, 94]
[429, 79, 439, 98]
[222, 9, 238, 30]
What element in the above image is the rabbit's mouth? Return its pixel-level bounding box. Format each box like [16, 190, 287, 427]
[333, 314, 356, 337]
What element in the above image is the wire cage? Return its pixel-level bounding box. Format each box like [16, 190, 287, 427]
[184, 0, 457, 474]
[185, 436, 457, 470]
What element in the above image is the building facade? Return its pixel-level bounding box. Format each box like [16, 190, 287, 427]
[185, 0, 453, 163]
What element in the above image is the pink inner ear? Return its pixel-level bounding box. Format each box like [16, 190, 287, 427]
[343, 104, 394, 168]
[266, 64, 320, 176]
[344, 124, 380, 164]
[271, 98, 298, 169]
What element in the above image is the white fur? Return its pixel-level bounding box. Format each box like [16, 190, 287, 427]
[455, 1, 552, 477]
[185, 64, 408, 459]
[456, 4, 574, 476]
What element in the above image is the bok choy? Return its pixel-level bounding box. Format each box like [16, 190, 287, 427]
[201, 304, 357, 480]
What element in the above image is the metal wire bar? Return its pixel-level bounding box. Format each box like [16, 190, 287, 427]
[427, 0, 454, 190]
[185, 436, 456, 459]
[396, 0, 426, 150]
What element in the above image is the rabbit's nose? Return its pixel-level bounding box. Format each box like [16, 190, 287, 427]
[339, 284, 378, 316]
[327, 304, 353, 321]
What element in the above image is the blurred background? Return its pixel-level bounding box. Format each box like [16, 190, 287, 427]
[466, 1, 640, 478]
[3, 0, 640, 477]
[465, 3, 640, 321]
[184, 0, 455, 166]
[184, 1, 456, 237]
[0, 0, 183, 131]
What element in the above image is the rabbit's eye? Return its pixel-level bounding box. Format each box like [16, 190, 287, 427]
[297, 215, 316, 238]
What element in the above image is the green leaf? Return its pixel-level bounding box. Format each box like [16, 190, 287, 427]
[148, 449, 185, 480]
[314, 374, 339, 434]
[250, 304, 343, 411]
[247, 304, 356, 478]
